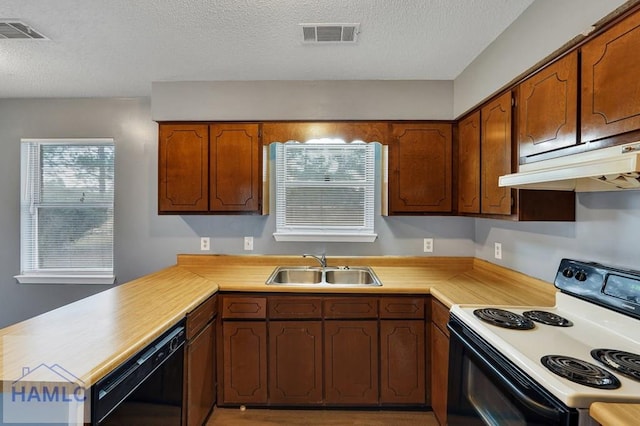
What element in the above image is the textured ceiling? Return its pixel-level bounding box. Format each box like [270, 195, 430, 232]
[0, 0, 534, 98]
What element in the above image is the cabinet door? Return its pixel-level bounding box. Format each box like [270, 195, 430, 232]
[185, 320, 215, 426]
[457, 111, 481, 214]
[209, 123, 261, 212]
[582, 10, 640, 143]
[481, 92, 513, 215]
[518, 51, 578, 158]
[380, 320, 426, 404]
[221, 321, 267, 404]
[431, 299, 449, 425]
[268, 321, 323, 405]
[158, 124, 209, 212]
[431, 322, 449, 426]
[324, 321, 378, 405]
[389, 123, 452, 213]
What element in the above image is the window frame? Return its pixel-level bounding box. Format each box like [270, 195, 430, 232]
[15, 138, 116, 285]
[272, 140, 378, 242]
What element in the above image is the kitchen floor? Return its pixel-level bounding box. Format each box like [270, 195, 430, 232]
[206, 407, 437, 425]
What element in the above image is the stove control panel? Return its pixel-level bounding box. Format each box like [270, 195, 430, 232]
[556, 259, 640, 319]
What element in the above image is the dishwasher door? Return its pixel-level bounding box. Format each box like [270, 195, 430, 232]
[92, 322, 185, 425]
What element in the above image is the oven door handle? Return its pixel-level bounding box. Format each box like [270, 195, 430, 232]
[449, 323, 561, 421]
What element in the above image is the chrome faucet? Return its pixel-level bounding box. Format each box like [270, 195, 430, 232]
[303, 253, 327, 268]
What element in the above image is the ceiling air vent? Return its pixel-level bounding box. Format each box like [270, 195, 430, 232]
[0, 21, 47, 39]
[300, 23, 360, 43]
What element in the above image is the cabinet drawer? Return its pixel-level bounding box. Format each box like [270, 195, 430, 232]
[269, 297, 323, 319]
[323, 297, 378, 319]
[431, 299, 450, 337]
[221, 296, 267, 319]
[186, 294, 217, 340]
[379, 297, 425, 319]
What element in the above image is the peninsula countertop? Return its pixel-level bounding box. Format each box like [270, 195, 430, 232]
[0, 255, 557, 388]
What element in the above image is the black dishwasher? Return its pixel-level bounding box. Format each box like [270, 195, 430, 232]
[91, 320, 185, 425]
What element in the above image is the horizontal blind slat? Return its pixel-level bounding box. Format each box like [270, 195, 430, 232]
[20, 140, 115, 275]
[275, 142, 375, 235]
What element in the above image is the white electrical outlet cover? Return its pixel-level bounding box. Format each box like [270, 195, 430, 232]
[494, 242, 502, 259]
[244, 236, 254, 251]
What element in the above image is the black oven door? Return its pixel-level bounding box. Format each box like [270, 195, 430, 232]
[447, 315, 578, 426]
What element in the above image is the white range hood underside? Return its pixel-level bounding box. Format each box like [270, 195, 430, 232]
[499, 142, 640, 192]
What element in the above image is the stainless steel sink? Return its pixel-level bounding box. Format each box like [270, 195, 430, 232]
[325, 269, 378, 285]
[266, 266, 382, 287]
[267, 267, 323, 284]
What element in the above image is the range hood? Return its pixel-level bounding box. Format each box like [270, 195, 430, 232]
[499, 142, 640, 192]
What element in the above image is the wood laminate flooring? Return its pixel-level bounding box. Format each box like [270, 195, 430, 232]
[206, 407, 438, 426]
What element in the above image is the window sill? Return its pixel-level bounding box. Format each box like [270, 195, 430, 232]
[273, 233, 377, 242]
[14, 275, 116, 285]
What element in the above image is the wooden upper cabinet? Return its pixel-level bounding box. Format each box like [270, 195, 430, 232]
[582, 9, 640, 143]
[481, 92, 513, 215]
[389, 123, 452, 214]
[518, 51, 578, 158]
[262, 122, 388, 144]
[457, 111, 481, 214]
[209, 123, 261, 212]
[158, 124, 209, 213]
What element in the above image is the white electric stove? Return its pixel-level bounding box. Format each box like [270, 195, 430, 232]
[447, 259, 640, 426]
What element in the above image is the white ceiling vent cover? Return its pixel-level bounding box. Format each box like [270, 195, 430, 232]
[300, 23, 360, 43]
[0, 21, 47, 39]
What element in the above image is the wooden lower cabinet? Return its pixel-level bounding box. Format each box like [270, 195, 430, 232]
[268, 321, 323, 405]
[185, 319, 216, 426]
[218, 294, 429, 408]
[324, 320, 379, 405]
[380, 320, 426, 404]
[221, 321, 268, 404]
[431, 300, 450, 426]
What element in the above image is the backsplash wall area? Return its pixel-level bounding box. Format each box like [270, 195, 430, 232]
[476, 191, 640, 283]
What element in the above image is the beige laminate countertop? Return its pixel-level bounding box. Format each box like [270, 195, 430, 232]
[178, 254, 558, 308]
[0, 254, 556, 388]
[0, 266, 218, 386]
[590, 402, 640, 426]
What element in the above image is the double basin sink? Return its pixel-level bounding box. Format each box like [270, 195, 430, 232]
[266, 266, 382, 287]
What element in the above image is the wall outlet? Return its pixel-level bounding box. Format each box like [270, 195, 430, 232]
[200, 237, 210, 251]
[494, 242, 502, 259]
[423, 238, 433, 253]
[244, 236, 254, 251]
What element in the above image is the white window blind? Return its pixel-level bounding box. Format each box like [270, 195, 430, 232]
[16, 139, 115, 284]
[274, 142, 377, 242]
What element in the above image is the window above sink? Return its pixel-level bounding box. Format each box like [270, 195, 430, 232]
[271, 140, 380, 243]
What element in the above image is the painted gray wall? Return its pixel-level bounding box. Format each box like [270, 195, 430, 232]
[0, 97, 473, 328]
[152, 80, 454, 121]
[453, 0, 628, 117]
[475, 191, 640, 283]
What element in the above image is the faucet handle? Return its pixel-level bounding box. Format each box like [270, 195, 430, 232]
[302, 253, 327, 268]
